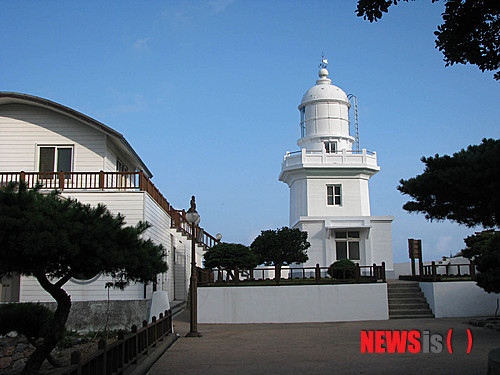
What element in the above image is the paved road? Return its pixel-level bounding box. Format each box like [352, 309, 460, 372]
[147, 311, 500, 375]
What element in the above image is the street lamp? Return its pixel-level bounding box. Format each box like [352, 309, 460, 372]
[185, 195, 201, 337]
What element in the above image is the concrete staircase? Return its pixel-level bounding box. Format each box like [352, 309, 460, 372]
[387, 280, 434, 319]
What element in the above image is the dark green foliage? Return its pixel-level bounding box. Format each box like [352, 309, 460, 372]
[0, 303, 53, 339]
[0, 183, 167, 374]
[0, 182, 167, 288]
[203, 243, 259, 270]
[356, 0, 408, 22]
[250, 227, 310, 267]
[462, 231, 500, 293]
[398, 138, 500, 228]
[328, 259, 357, 279]
[356, 0, 500, 81]
[435, 0, 500, 80]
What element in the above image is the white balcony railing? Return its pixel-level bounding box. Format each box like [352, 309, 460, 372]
[282, 148, 378, 169]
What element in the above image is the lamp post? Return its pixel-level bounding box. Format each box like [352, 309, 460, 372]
[185, 195, 201, 337]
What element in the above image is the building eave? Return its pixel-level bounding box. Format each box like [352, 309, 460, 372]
[0, 92, 153, 178]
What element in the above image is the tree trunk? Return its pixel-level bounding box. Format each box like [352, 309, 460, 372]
[21, 274, 72, 375]
[275, 264, 281, 285]
[25, 337, 63, 368]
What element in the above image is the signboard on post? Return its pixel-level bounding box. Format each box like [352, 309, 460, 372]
[408, 239, 423, 276]
[408, 239, 421, 258]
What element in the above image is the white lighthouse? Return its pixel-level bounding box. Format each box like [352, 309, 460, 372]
[279, 62, 393, 276]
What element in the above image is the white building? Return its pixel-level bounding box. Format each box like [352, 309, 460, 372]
[279, 66, 394, 276]
[0, 92, 218, 306]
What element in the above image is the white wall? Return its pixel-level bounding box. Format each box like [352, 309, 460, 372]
[307, 177, 370, 217]
[369, 218, 394, 272]
[297, 220, 326, 267]
[393, 262, 412, 278]
[171, 229, 191, 301]
[420, 281, 500, 318]
[105, 138, 141, 173]
[19, 276, 146, 303]
[19, 192, 148, 302]
[172, 236, 187, 301]
[198, 283, 388, 323]
[144, 193, 174, 300]
[289, 178, 307, 226]
[0, 104, 106, 172]
[295, 216, 393, 274]
[18, 191, 180, 303]
[67, 191, 145, 225]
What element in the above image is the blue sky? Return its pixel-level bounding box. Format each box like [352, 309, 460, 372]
[1, 0, 499, 263]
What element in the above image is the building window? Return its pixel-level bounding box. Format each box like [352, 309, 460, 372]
[327, 185, 341, 206]
[324, 142, 336, 153]
[116, 159, 130, 188]
[300, 107, 306, 137]
[116, 159, 129, 173]
[39, 146, 73, 173]
[335, 231, 360, 260]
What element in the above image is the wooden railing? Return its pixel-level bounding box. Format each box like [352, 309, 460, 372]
[55, 309, 174, 375]
[400, 262, 475, 282]
[199, 262, 386, 286]
[0, 171, 220, 249]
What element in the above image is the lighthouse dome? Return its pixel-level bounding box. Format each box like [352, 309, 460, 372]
[297, 66, 353, 152]
[300, 68, 349, 107]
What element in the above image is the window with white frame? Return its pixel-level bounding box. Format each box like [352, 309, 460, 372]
[335, 231, 360, 260]
[38, 146, 73, 174]
[327, 184, 341, 206]
[324, 141, 336, 153]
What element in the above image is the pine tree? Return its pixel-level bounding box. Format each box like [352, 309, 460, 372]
[0, 183, 167, 374]
[251, 227, 310, 284]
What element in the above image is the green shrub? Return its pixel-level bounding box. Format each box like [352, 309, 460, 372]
[328, 259, 357, 279]
[0, 303, 53, 338]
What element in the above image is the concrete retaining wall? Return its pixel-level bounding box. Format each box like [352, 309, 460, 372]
[420, 281, 500, 318]
[41, 299, 151, 332]
[198, 283, 388, 323]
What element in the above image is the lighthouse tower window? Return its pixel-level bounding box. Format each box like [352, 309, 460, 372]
[327, 185, 341, 206]
[300, 107, 306, 137]
[335, 231, 360, 260]
[324, 142, 336, 153]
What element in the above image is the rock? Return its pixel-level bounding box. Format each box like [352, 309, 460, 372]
[12, 350, 26, 361]
[0, 356, 12, 370]
[3, 345, 15, 356]
[12, 358, 26, 370]
[16, 343, 28, 352]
